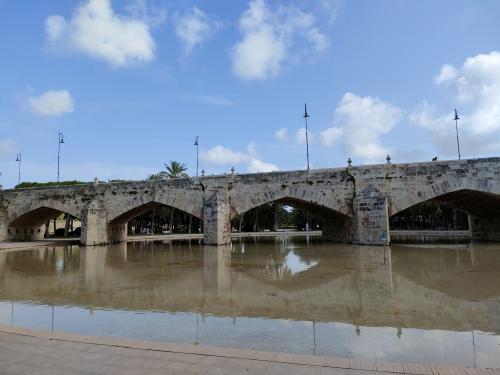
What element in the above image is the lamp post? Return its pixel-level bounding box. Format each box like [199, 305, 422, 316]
[454, 109, 461, 160]
[302, 104, 311, 231]
[303, 104, 310, 171]
[194, 136, 199, 177]
[57, 132, 64, 184]
[15, 153, 22, 185]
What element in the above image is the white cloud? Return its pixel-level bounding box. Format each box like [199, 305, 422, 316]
[434, 64, 457, 85]
[201, 145, 247, 165]
[320, 126, 343, 146]
[174, 7, 220, 56]
[296, 127, 314, 144]
[201, 143, 278, 173]
[318, 0, 344, 24]
[0, 139, 16, 157]
[231, 0, 328, 80]
[125, 0, 166, 27]
[184, 94, 234, 107]
[45, 15, 67, 44]
[333, 92, 402, 162]
[28, 90, 75, 117]
[274, 128, 288, 141]
[248, 158, 278, 173]
[45, 0, 156, 67]
[413, 51, 500, 156]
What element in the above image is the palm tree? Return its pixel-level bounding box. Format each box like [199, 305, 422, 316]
[164, 161, 188, 234]
[164, 161, 188, 178]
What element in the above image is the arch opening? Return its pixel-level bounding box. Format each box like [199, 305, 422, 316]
[109, 201, 202, 238]
[8, 206, 81, 241]
[231, 197, 353, 242]
[390, 189, 500, 242]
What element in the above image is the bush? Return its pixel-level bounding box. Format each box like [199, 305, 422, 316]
[15, 181, 88, 189]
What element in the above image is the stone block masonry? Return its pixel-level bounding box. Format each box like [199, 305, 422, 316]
[0, 157, 499, 246]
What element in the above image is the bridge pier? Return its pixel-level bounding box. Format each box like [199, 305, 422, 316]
[0, 209, 7, 242]
[203, 190, 231, 246]
[469, 214, 500, 241]
[81, 201, 110, 246]
[353, 187, 390, 246]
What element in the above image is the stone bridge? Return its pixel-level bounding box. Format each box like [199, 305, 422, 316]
[0, 157, 499, 246]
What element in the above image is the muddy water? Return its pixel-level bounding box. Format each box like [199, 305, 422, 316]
[0, 237, 499, 367]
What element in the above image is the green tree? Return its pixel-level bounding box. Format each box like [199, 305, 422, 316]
[164, 161, 188, 178]
[148, 172, 167, 180]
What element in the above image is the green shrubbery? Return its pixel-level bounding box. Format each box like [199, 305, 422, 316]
[15, 180, 88, 189]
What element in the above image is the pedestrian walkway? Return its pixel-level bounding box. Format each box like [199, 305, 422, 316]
[0, 325, 498, 375]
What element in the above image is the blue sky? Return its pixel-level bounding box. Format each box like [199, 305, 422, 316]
[1, 0, 500, 188]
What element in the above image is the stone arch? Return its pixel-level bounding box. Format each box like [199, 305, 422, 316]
[389, 179, 500, 217]
[230, 184, 353, 219]
[107, 191, 204, 224]
[6, 203, 82, 241]
[231, 185, 354, 243]
[8, 200, 82, 227]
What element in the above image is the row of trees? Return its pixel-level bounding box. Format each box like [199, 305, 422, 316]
[15, 180, 87, 189]
[231, 203, 321, 232]
[390, 201, 469, 230]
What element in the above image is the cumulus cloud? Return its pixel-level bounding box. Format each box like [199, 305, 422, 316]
[45, 0, 156, 67]
[413, 51, 500, 156]
[232, 0, 328, 80]
[320, 126, 343, 146]
[248, 158, 278, 173]
[296, 127, 314, 144]
[201, 143, 278, 173]
[200, 145, 247, 165]
[274, 128, 288, 141]
[434, 64, 457, 85]
[174, 7, 220, 56]
[28, 90, 75, 117]
[318, 0, 344, 24]
[332, 92, 402, 162]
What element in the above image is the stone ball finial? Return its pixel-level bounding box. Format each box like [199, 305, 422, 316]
[347, 157, 352, 167]
[386, 155, 391, 164]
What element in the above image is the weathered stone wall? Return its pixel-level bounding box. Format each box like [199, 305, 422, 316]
[203, 186, 231, 246]
[0, 157, 498, 246]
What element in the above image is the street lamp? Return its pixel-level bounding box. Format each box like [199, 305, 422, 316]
[454, 109, 461, 160]
[194, 136, 199, 177]
[302, 104, 312, 232]
[15, 153, 22, 185]
[303, 104, 310, 171]
[57, 132, 64, 183]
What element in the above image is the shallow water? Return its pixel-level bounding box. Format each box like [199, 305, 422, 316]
[0, 237, 499, 367]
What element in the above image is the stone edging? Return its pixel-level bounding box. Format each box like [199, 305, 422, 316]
[0, 324, 498, 374]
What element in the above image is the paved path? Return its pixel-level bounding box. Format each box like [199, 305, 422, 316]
[0, 325, 498, 375]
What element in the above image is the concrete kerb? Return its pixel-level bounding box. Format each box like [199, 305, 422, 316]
[0, 324, 498, 374]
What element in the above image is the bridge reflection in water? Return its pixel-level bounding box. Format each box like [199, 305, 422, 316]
[0, 238, 499, 367]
